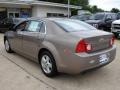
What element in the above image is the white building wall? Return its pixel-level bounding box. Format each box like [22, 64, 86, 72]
[32, 5, 70, 17]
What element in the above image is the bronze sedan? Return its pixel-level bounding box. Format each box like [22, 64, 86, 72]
[4, 18, 116, 77]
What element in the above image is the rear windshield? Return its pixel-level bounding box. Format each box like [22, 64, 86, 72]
[54, 19, 97, 32]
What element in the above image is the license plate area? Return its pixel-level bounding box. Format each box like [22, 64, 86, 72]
[99, 54, 109, 65]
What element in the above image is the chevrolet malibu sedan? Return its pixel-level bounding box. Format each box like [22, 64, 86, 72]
[4, 18, 116, 77]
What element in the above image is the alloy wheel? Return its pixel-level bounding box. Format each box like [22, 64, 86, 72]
[41, 55, 53, 74]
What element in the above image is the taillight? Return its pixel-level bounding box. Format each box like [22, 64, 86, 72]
[110, 35, 115, 46]
[76, 39, 92, 53]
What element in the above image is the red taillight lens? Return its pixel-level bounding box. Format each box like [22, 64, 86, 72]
[110, 36, 115, 46]
[76, 40, 92, 53]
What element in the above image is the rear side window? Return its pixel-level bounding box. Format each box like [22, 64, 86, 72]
[54, 20, 97, 32]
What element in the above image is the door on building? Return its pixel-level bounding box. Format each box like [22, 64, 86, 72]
[8, 12, 20, 18]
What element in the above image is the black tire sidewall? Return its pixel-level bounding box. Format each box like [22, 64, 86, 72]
[5, 39, 13, 53]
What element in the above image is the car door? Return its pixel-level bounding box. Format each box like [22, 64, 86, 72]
[22, 20, 46, 61]
[10, 21, 28, 52]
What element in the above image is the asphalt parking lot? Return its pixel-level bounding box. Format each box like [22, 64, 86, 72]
[0, 33, 120, 90]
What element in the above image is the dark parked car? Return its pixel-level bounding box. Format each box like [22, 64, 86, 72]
[71, 14, 91, 21]
[85, 12, 117, 31]
[0, 18, 26, 33]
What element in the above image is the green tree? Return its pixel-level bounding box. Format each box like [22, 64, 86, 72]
[70, 0, 88, 6]
[70, 0, 89, 15]
[91, 5, 104, 13]
[111, 8, 119, 13]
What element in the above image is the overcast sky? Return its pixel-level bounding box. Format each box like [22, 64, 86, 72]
[89, 0, 120, 11]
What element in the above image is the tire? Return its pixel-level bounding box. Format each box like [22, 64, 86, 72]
[99, 27, 104, 31]
[39, 51, 58, 77]
[4, 39, 13, 53]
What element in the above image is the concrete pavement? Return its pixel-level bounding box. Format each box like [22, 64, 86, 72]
[0, 33, 120, 90]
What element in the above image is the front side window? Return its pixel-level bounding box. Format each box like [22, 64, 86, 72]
[106, 15, 112, 19]
[27, 21, 42, 32]
[15, 21, 28, 31]
[54, 19, 97, 32]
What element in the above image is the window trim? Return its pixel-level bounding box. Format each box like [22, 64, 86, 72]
[53, 21, 69, 32]
[106, 14, 112, 20]
[14, 20, 47, 34]
[15, 21, 28, 31]
[25, 20, 46, 34]
[39, 21, 46, 34]
[53, 20, 97, 32]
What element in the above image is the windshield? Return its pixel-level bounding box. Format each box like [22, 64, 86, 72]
[89, 13, 105, 20]
[54, 19, 97, 32]
[78, 15, 90, 20]
[71, 14, 91, 21]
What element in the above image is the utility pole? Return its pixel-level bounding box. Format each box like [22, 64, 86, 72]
[68, 0, 70, 18]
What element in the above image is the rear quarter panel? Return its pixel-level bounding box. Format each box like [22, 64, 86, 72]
[40, 20, 80, 72]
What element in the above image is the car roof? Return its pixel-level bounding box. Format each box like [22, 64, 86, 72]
[14, 17, 64, 26]
[15, 17, 87, 24]
[95, 12, 116, 15]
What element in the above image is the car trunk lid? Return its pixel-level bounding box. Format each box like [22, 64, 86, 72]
[70, 30, 113, 53]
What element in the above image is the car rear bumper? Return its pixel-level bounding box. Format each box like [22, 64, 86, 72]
[59, 45, 116, 74]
